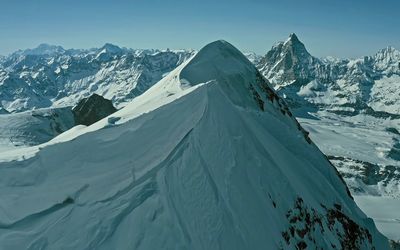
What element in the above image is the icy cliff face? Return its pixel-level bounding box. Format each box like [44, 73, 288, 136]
[0, 40, 388, 249]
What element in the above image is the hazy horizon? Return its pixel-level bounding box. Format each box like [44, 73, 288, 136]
[1, 0, 400, 58]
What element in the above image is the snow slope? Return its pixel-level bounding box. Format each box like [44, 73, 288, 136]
[0, 41, 389, 249]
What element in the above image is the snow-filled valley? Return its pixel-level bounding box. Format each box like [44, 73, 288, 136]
[0, 37, 400, 248]
[300, 113, 400, 242]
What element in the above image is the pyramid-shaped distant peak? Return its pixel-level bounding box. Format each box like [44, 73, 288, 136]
[99, 43, 123, 53]
[258, 34, 318, 84]
[283, 33, 311, 56]
[287, 33, 300, 43]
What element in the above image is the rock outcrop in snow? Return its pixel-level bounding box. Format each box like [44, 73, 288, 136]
[73, 94, 117, 126]
[0, 105, 8, 114]
[0, 40, 389, 249]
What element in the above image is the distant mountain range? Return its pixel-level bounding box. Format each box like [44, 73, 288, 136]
[1, 37, 400, 194]
[256, 33, 400, 117]
[0, 43, 194, 113]
[1, 37, 399, 117]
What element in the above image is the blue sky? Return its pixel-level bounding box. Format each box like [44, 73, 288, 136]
[1, 0, 399, 58]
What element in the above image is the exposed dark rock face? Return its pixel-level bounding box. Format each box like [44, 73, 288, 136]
[390, 240, 400, 250]
[0, 105, 9, 114]
[72, 94, 117, 126]
[259, 33, 322, 85]
[282, 197, 375, 250]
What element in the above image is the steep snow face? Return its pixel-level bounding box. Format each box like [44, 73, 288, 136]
[0, 41, 389, 249]
[0, 44, 194, 113]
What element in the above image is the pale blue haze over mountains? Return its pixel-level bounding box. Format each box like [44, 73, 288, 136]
[1, 0, 399, 57]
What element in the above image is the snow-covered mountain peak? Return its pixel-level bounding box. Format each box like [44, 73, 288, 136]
[114, 40, 268, 120]
[95, 43, 125, 60]
[283, 33, 312, 60]
[376, 46, 400, 56]
[258, 34, 319, 85]
[373, 46, 400, 73]
[17, 43, 66, 56]
[179, 40, 256, 86]
[374, 46, 400, 62]
[177, 40, 277, 110]
[99, 43, 124, 54]
[285, 32, 300, 44]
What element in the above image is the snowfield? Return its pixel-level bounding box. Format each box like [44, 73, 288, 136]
[0, 41, 389, 249]
[355, 196, 400, 242]
[298, 113, 400, 243]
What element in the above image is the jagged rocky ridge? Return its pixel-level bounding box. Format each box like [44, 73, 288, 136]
[0, 40, 389, 249]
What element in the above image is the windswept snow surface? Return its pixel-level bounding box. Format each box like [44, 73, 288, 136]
[0, 41, 389, 249]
